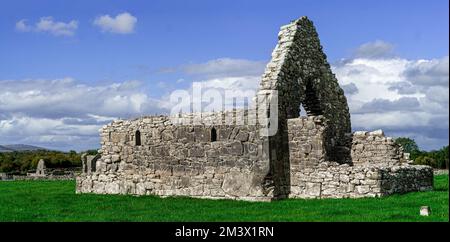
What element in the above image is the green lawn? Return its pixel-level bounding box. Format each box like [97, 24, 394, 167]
[0, 175, 448, 222]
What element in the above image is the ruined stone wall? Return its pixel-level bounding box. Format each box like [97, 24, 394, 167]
[287, 117, 433, 198]
[76, 16, 434, 201]
[288, 116, 328, 168]
[289, 162, 433, 199]
[77, 111, 277, 201]
[351, 130, 407, 166]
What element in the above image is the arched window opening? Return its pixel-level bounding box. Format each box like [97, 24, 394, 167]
[135, 130, 141, 146]
[302, 81, 323, 116]
[211, 128, 217, 142]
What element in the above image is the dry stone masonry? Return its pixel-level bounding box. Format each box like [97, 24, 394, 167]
[77, 16, 433, 201]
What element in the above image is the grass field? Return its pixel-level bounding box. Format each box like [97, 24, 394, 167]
[0, 175, 448, 222]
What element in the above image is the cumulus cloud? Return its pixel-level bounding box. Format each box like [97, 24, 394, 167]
[93, 12, 137, 34]
[403, 56, 449, 87]
[387, 81, 418, 94]
[0, 78, 166, 151]
[159, 58, 265, 114]
[0, 59, 261, 150]
[0, 78, 166, 119]
[424, 86, 449, 109]
[355, 97, 421, 113]
[165, 76, 260, 114]
[352, 40, 395, 59]
[333, 41, 448, 150]
[341, 83, 359, 95]
[15, 17, 78, 36]
[180, 58, 267, 78]
[15, 19, 31, 32]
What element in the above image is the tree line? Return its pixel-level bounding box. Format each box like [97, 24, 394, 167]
[0, 150, 97, 174]
[395, 137, 449, 169]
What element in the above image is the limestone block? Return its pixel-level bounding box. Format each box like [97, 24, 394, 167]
[111, 155, 120, 163]
[110, 133, 128, 143]
[353, 131, 367, 137]
[194, 127, 210, 142]
[356, 185, 370, 194]
[244, 143, 258, 156]
[221, 170, 252, 197]
[369, 129, 384, 136]
[189, 146, 205, 157]
[161, 130, 174, 141]
[105, 182, 120, 194]
[305, 182, 321, 197]
[228, 141, 243, 155]
[235, 131, 249, 142]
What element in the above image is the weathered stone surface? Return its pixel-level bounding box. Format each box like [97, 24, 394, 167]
[221, 170, 253, 197]
[350, 129, 408, 166]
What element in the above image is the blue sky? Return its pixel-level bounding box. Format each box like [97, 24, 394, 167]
[0, 0, 448, 151]
[1, 0, 448, 81]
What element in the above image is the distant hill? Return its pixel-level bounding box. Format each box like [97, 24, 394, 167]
[0, 144, 48, 152]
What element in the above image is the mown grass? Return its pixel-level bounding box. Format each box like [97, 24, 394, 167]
[0, 175, 448, 222]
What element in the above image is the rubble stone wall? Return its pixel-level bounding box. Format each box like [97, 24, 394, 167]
[287, 117, 433, 198]
[351, 130, 407, 166]
[289, 162, 433, 199]
[287, 116, 328, 168]
[77, 112, 277, 201]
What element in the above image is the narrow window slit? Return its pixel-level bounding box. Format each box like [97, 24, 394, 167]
[211, 128, 217, 142]
[135, 130, 141, 146]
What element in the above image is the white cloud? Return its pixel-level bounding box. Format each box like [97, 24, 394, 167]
[164, 76, 260, 113]
[158, 58, 266, 114]
[351, 111, 430, 130]
[15, 19, 31, 32]
[333, 41, 448, 150]
[355, 97, 421, 113]
[404, 56, 449, 87]
[1, 46, 448, 151]
[15, 17, 78, 36]
[93, 12, 137, 34]
[341, 83, 359, 95]
[0, 115, 102, 151]
[352, 40, 395, 59]
[181, 58, 267, 78]
[0, 78, 166, 151]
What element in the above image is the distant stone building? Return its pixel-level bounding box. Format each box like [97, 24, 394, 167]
[35, 159, 46, 176]
[26, 159, 49, 179]
[26, 158, 48, 178]
[76, 16, 433, 201]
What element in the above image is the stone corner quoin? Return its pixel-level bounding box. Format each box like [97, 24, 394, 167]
[76, 16, 433, 201]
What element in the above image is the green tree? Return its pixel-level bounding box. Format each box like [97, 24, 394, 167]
[0, 150, 83, 173]
[395, 137, 421, 158]
[414, 156, 436, 167]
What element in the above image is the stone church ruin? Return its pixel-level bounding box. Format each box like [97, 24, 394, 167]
[77, 16, 433, 201]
